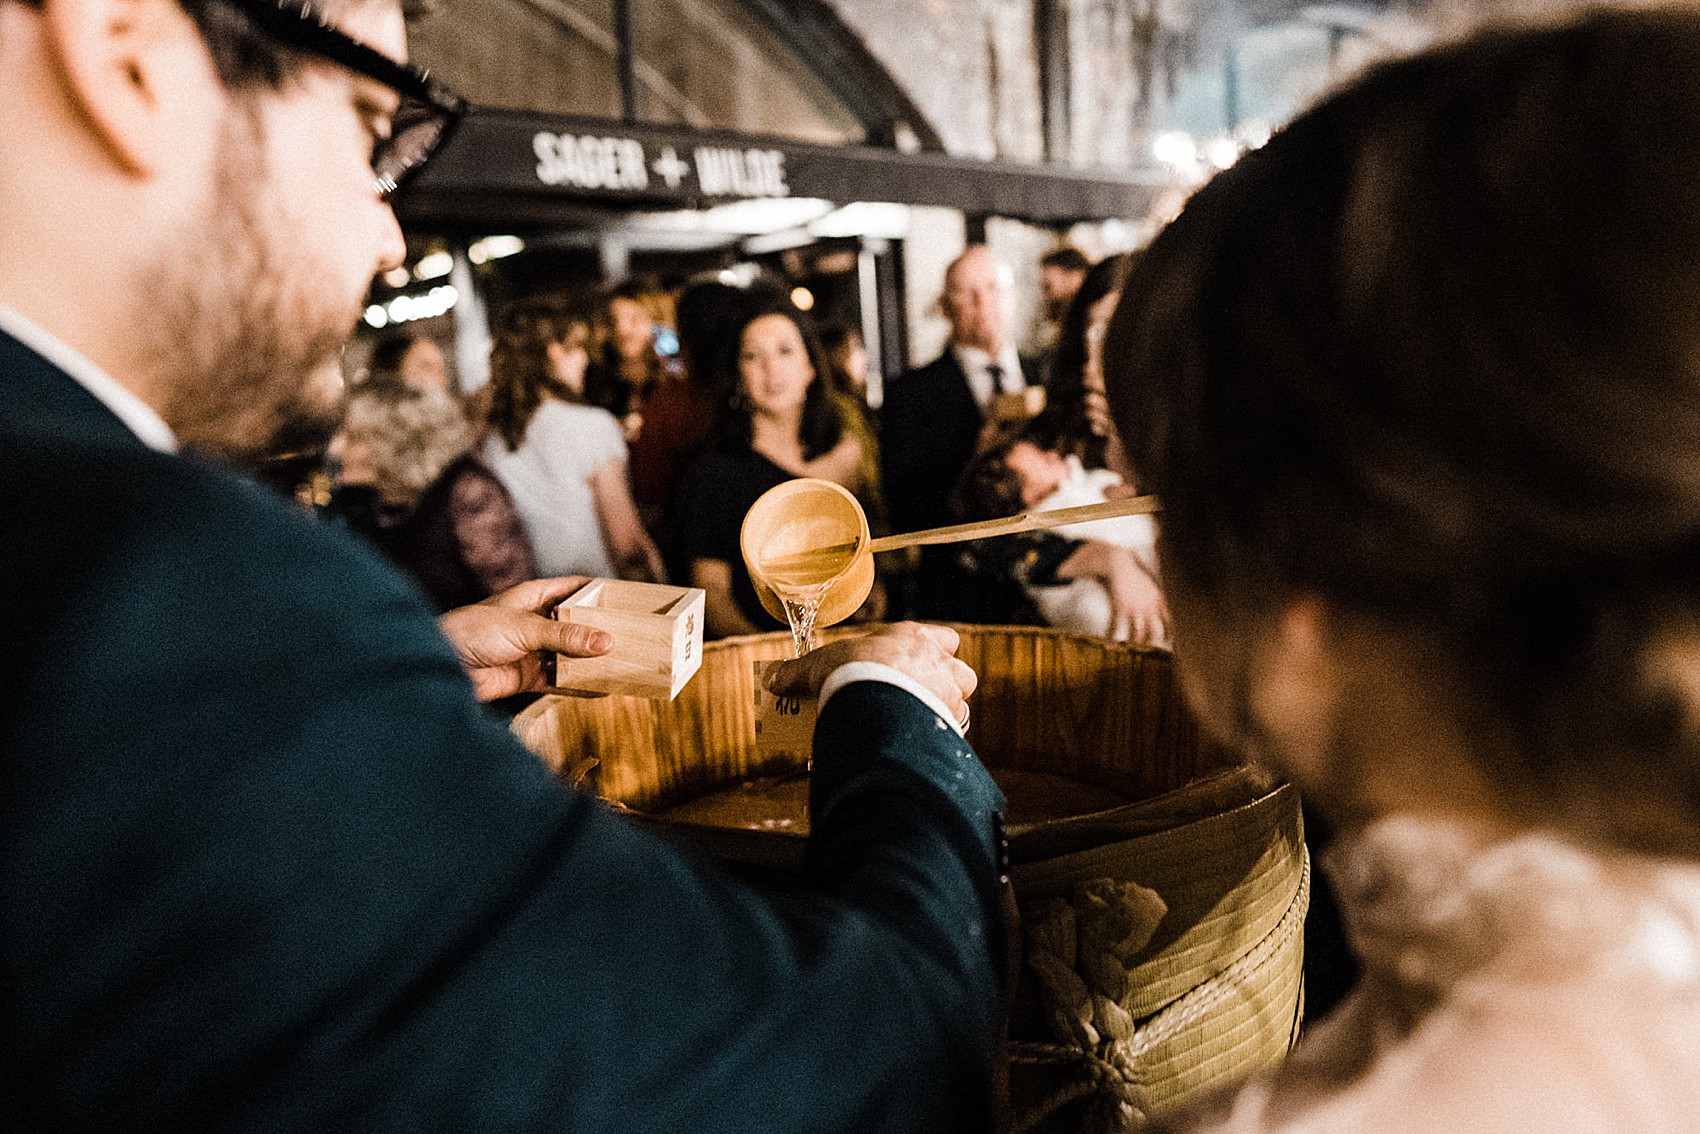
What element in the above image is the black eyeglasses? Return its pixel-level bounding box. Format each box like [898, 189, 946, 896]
[234, 0, 467, 198]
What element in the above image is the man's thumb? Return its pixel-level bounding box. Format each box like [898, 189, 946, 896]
[550, 620, 614, 657]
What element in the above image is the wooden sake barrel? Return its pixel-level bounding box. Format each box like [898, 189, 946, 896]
[512, 626, 1308, 1131]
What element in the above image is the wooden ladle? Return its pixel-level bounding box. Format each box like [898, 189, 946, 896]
[757, 492, 1162, 580]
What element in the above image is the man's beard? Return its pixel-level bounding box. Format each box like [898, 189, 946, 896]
[148, 108, 365, 464]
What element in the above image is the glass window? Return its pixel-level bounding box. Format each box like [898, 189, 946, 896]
[631, 0, 864, 144]
[406, 0, 623, 120]
[407, 0, 865, 144]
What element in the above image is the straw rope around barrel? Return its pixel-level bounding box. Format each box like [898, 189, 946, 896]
[510, 626, 1307, 1127]
[1008, 857, 1308, 1130]
[1006, 784, 1308, 1132]
[1011, 781, 1305, 1016]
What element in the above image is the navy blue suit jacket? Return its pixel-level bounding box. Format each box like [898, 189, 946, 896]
[0, 331, 1008, 1131]
[880, 349, 1040, 622]
[879, 348, 1040, 536]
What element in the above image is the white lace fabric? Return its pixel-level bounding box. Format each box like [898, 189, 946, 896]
[1332, 816, 1700, 997]
[1193, 815, 1700, 1133]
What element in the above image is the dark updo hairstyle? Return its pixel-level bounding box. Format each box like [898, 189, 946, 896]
[1029, 253, 1136, 466]
[1104, 6, 1700, 856]
[712, 293, 844, 462]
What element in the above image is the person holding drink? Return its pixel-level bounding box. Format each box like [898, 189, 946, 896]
[0, 1, 1007, 1128]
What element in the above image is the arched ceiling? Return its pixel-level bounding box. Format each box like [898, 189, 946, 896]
[404, 0, 943, 149]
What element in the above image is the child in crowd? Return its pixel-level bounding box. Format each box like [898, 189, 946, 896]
[999, 439, 1156, 568]
[955, 437, 1167, 645]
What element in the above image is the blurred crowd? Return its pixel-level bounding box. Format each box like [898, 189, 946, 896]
[268, 245, 1171, 646]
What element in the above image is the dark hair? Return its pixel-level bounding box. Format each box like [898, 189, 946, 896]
[1029, 254, 1134, 464]
[607, 273, 664, 307]
[1046, 254, 1132, 403]
[588, 276, 668, 414]
[1040, 246, 1092, 274]
[1104, 7, 1700, 854]
[816, 322, 866, 400]
[712, 299, 843, 462]
[952, 439, 1025, 524]
[366, 333, 429, 384]
[673, 279, 750, 391]
[485, 293, 601, 451]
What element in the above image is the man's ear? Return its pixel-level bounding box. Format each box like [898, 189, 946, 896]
[37, 0, 220, 177]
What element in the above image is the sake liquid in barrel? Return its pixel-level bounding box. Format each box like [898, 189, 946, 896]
[662, 767, 1132, 833]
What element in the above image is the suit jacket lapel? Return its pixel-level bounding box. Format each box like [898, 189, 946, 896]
[0, 329, 150, 450]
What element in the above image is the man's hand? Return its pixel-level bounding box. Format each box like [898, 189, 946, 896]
[438, 578, 613, 701]
[765, 622, 977, 724]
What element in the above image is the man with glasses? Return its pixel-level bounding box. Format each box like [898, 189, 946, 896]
[0, 2, 1008, 1128]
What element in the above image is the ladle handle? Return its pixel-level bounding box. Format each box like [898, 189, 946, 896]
[867, 493, 1161, 554]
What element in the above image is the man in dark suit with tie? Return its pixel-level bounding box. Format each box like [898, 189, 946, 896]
[882, 244, 1042, 620]
[0, 1, 1008, 1129]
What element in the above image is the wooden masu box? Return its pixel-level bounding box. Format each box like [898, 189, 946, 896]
[553, 579, 706, 700]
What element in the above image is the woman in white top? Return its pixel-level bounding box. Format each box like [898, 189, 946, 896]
[1107, 8, 1700, 1131]
[481, 295, 664, 583]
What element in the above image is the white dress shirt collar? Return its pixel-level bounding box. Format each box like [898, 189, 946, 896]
[0, 300, 178, 453]
[953, 342, 1025, 408]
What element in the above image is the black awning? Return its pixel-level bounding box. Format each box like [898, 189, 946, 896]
[397, 108, 1164, 231]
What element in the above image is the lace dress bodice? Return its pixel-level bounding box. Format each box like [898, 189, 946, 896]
[1195, 816, 1700, 1133]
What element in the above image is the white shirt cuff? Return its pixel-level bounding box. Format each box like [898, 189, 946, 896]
[818, 661, 967, 737]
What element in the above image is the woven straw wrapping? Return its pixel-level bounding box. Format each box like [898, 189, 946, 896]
[512, 626, 1308, 1131]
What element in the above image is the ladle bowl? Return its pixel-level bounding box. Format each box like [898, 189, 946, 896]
[740, 478, 875, 629]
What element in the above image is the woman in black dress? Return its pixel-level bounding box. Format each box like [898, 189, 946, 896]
[671, 296, 873, 638]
